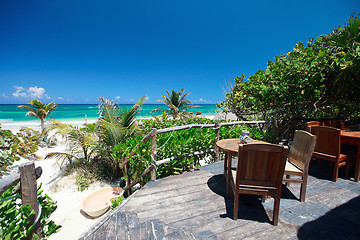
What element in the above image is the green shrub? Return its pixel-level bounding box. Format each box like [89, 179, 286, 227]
[0, 125, 38, 173]
[111, 195, 124, 209]
[218, 14, 360, 142]
[113, 118, 268, 183]
[0, 184, 61, 239]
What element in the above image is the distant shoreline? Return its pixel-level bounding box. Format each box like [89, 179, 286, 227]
[0, 104, 220, 123]
[1, 114, 217, 133]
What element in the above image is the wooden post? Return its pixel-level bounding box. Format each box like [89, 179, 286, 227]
[150, 128, 157, 181]
[19, 162, 43, 240]
[124, 163, 131, 196]
[214, 122, 220, 162]
[271, 120, 278, 143]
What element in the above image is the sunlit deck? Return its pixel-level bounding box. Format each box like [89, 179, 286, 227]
[79, 161, 360, 239]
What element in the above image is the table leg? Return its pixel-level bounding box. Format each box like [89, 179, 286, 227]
[223, 151, 228, 181]
[226, 153, 233, 196]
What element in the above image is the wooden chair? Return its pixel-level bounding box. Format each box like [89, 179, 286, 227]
[283, 130, 317, 202]
[310, 126, 348, 182]
[230, 143, 288, 225]
[329, 120, 345, 129]
[305, 121, 322, 132]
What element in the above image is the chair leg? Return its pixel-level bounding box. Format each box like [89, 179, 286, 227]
[273, 195, 280, 226]
[333, 162, 339, 182]
[233, 190, 239, 220]
[299, 176, 307, 202]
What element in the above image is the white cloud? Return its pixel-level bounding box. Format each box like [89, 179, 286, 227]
[12, 86, 27, 98]
[28, 86, 45, 98]
[1, 93, 8, 98]
[123, 99, 135, 102]
[115, 96, 121, 99]
[12, 86, 47, 99]
[58, 97, 64, 100]
[198, 98, 211, 103]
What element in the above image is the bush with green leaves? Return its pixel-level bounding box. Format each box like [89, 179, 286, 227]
[218, 14, 360, 141]
[0, 184, 61, 239]
[111, 195, 124, 209]
[0, 125, 39, 173]
[113, 118, 268, 184]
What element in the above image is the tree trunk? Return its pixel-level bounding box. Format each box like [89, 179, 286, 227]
[40, 119, 45, 132]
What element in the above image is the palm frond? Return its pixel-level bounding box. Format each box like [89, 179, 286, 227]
[150, 108, 169, 113]
[99, 118, 126, 147]
[17, 105, 36, 111]
[45, 152, 78, 169]
[156, 89, 198, 119]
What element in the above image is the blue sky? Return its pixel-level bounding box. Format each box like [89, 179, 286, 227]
[0, 0, 358, 104]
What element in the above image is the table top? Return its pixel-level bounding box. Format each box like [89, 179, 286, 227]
[341, 130, 360, 138]
[216, 138, 264, 153]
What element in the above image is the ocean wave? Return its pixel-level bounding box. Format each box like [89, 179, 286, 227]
[0, 119, 15, 123]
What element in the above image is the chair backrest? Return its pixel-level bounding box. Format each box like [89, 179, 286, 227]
[288, 130, 317, 172]
[310, 126, 341, 158]
[329, 120, 345, 129]
[306, 121, 321, 132]
[236, 143, 288, 188]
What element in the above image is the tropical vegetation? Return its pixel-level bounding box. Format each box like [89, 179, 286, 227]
[113, 118, 268, 186]
[0, 125, 38, 172]
[45, 121, 98, 168]
[0, 184, 61, 239]
[151, 88, 198, 119]
[18, 100, 58, 132]
[44, 95, 148, 188]
[218, 14, 360, 141]
[3, 14, 359, 238]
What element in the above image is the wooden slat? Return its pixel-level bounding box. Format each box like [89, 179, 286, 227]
[83, 161, 360, 239]
[114, 212, 130, 239]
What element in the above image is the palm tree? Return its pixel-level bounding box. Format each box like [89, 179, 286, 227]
[151, 88, 198, 119]
[323, 13, 360, 116]
[98, 95, 147, 147]
[18, 99, 58, 132]
[97, 96, 147, 178]
[45, 121, 98, 168]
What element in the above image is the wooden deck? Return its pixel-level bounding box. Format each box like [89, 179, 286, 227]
[79, 161, 360, 239]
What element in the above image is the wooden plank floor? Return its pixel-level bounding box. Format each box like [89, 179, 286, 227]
[79, 161, 360, 240]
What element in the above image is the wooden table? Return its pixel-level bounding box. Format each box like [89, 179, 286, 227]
[341, 130, 360, 182]
[216, 138, 264, 195]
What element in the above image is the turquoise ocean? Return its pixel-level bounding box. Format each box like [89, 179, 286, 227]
[0, 104, 220, 122]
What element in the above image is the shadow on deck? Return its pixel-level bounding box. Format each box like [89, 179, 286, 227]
[79, 161, 360, 239]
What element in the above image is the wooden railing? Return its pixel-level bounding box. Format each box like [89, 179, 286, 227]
[0, 162, 43, 239]
[122, 121, 267, 193]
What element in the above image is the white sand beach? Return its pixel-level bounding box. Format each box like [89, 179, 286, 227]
[2, 120, 112, 240]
